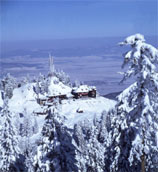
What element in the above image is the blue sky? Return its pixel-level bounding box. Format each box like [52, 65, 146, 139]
[1, 0, 158, 41]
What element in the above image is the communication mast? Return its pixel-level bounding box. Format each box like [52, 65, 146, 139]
[48, 53, 55, 77]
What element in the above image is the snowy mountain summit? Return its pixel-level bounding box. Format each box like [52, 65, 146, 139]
[5, 74, 116, 129]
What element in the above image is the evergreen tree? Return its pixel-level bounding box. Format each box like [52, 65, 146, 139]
[38, 74, 50, 95]
[73, 122, 86, 171]
[33, 117, 39, 134]
[34, 79, 40, 98]
[0, 98, 20, 171]
[34, 101, 77, 172]
[73, 114, 111, 172]
[73, 80, 80, 87]
[34, 108, 59, 172]
[24, 138, 35, 172]
[0, 73, 17, 99]
[21, 109, 33, 137]
[109, 34, 158, 171]
[54, 70, 71, 86]
[20, 109, 35, 171]
[20, 75, 30, 87]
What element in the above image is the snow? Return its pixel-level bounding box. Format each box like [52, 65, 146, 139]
[119, 33, 145, 46]
[7, 83, 48, 144]
[72, 85, 96, 93]
[6, 77, 116, 148]
[117, 82, 137, 112]
[38, 94, 47, 99]
[8, 83, 41, 114]
[30, 115, 46, 141]
[117, 82, 137, 102]
[61, 96, 116, 128]
[48, 77, 72, 96]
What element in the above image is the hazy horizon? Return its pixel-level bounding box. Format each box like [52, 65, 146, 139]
[1, 36, 157, 95]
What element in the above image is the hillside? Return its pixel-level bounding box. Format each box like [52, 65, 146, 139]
[0, 75, 116, 147]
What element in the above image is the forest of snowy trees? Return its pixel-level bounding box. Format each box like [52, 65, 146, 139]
[0, 34, 158, 172]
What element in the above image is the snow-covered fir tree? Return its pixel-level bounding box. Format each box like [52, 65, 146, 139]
[34, 108, 59, 172]
[108, 34, 158, 171]
[21, 109, 33, 137]
[54, 70, 71, 86]
[73, 80, 81, 87]
[24, 138, 35, 172]
[74, 120, 105, 172]
[33, 117, 39, 134]
[33, 79, 41, 99]
[19, 109, 35, 171]
[73, 111, 112, 172]
[34, 100, 77, 172]
[21, 74, 31, 86]
[0, 98, 20, 172]
[34, 73, 50, 95]
[39, 74, 49, 95]
[0, 73, 17, 99]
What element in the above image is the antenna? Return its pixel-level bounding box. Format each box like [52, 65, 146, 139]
[48, 53, 55, 77]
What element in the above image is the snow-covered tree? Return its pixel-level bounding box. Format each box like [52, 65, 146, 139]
[73, 80, 80, 87]
[34, 108, 58, 172]
[73, 112, 112, 172]
[33, 79, 40, 97]
[18, 109, 35, 171]
[33, 117, 39, 134]
[0, 98, 20, 171]
[109, 34, 158, 171]
[0, 73, 17, 99]
[54, 70, 71, 86]
[20, 75, 31, 87]
[21, 109, 33, 137]
[34, 101, 77, 172]
[24, 139, 35, 172]
[33, 74, 50, 96]
[73, 122, 86, 170]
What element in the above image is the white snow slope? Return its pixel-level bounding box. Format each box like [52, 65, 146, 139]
[62, 97, 116, 128]
[4, 77, 116, 144]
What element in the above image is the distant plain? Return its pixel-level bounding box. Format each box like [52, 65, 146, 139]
[1, 36, 157, 95]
